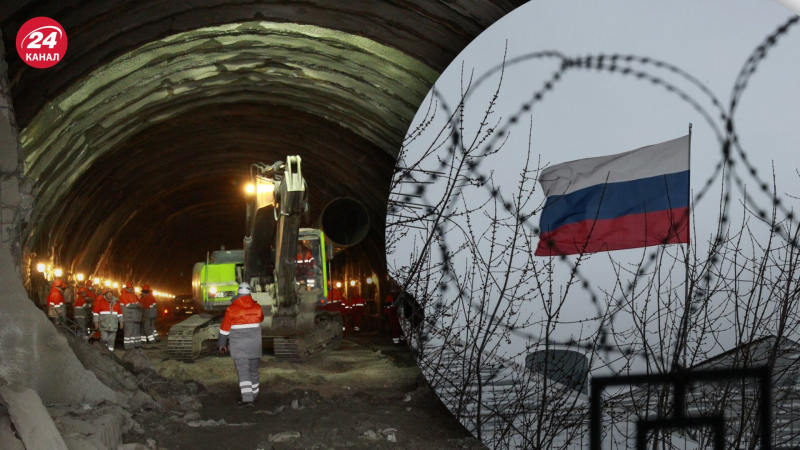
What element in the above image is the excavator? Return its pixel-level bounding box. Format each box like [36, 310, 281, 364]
[168, 156, 370, 362]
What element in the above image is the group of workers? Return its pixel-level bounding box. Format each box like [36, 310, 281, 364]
[325, 285, 366, 332]
[46, 279, 160, 351]
[48, 266, 411, 409]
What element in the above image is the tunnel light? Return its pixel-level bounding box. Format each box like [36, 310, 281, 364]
[245, 184, 255, 194]
[366, 277, 373, 285]
[209, 286, 217, 295]
[36, 263, 46, 273]
[105, 280, 112, 287]
[135, 287, 141, 294]
[350, 280, 356, 287]
[54, 268, 63, 277]
[335, 282, 342, 288]
[164, 309, 168, 314]
[113, 282, 119, 289]
[77, 273, 85, 282]
[94, 277, 101, 285]
[257, 182, 275, 193]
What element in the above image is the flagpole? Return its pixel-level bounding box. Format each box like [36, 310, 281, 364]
[682, 124, 692, 368]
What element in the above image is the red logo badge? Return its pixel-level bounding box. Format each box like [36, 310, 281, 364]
[16, 17, 68, 69]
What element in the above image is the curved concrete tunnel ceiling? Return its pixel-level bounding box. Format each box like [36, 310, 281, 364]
[1, 1, 526, 291]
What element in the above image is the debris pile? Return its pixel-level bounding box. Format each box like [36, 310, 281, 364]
[0, 326, 208, 450]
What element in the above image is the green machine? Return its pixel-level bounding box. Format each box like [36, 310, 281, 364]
[168, 156, 370, 361]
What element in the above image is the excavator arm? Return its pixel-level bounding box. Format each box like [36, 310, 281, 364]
[273, 156, 306, 309]
[170, 155, 366, 362]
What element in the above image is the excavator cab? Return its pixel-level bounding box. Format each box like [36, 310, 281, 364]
[296, 229, 330, 305]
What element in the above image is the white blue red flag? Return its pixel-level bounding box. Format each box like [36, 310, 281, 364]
[536, 135, 690, 256]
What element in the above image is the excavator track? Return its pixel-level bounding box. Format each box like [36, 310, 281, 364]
[273, 337, 304, 362]
[274, 312, 342, 362]
[168, 313, 221, 362]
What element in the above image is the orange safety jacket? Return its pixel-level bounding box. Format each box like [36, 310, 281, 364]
[119, 289, 139, 306]
[295, 248, 315, 279]
[139, 292, 157, 310]
[92, 296, 123, 318]
[118, 289, 142, 322]
[328, 288, 344, 303]
[75, 287, 95, 308]
[219, 295, 264, 335]
[218, 295, 264, 359]
[350, 293, 365, 308]
[47, 287, 65, 309]
[383, 294, 395, 312]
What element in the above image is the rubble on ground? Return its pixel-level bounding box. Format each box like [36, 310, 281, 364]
[0, 324, 208, 450]
[0, 385, 68, 450]
[186, 418, 254, 427]
[122, 349, 155, 374]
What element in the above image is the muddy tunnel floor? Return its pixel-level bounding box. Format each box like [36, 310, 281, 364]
[119, 332, 485, 450]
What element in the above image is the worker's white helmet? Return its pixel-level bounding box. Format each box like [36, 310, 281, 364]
[238, 282, 251, 295]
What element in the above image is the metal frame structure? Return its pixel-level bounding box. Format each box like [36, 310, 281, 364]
[590, 366, 773, 450]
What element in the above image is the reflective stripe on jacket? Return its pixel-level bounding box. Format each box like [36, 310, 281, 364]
[75, 287, 95, 308]
[218, 295, 264, 359]
[47, 288, 65, 308]
[119, 289, 142, 322]
[350, 294, 365, 308]
[92, 296, 123, 331]
[140, 292, 158, 319]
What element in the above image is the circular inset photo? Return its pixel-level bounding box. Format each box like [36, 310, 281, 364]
[387, 2, 800, 448]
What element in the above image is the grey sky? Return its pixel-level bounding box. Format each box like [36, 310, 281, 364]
[390, 0, 800, 371]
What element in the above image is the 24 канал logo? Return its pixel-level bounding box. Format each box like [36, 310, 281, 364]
[16, 17, 68, 69]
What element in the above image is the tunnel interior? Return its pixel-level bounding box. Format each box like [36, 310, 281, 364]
[12, 21, 439, 294]
[1, 1, 525, 299]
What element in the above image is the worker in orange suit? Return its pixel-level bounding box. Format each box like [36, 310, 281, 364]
[119, 281, 142, 349]
[74, 279, 95, 337]
[139, 284, 159, 345]
[92, 288, 123, 351]
[350, 290, 365, 332]
[328, 283, 345, 331]
[218, 282, 264, 407]
[295, 244, 316, 287]
[47, 279, 67, 322]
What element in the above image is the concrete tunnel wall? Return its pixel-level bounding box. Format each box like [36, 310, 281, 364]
[0, 0, 526, 294]
[0, 35, 122, 406]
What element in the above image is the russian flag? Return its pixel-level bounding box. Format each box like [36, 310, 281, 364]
[536, 135, 690, 256]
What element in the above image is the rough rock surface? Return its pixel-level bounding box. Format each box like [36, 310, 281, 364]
[65, 337, 140, 397]
[0, 243, 118, 404]
[63, 331, 163, 412]
[51, 402, 144, 449]
[0, 405, 25, 450]
[0, 384, 69, 450]
[122, 349, 155, 374]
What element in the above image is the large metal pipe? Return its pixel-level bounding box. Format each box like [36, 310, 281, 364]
[316, 197, 370, 248]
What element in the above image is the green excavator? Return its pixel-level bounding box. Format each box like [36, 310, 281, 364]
[168, 156, 370, 362]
